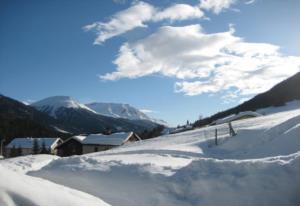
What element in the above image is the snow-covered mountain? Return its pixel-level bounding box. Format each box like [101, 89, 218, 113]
[86, 103, 148, 120]
[31, 96, 160, 134]
[86, 102, 168, 125]
[31, 96, 96, 118]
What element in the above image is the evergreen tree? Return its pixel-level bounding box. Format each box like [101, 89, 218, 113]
[40, 141, 49, 154]
[139, 125, 164, 140]
[32, 138, 40, 154]
[186, 120, 190, 126]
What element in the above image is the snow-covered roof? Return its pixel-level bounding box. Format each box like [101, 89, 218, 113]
[81, 132, 139, 146]
[215, 111, 262, 125]
[6, 138, 61, 149]
[72, 135, 87, 142]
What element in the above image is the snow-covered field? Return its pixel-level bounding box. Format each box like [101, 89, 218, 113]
[1, 103, 300, 206]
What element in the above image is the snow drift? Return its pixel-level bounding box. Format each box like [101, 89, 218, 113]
[1, 104, 300, 206]
[0, 165, 110, 206]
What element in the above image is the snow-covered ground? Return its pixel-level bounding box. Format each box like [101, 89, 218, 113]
[1, 103, 300, 206]
[0, 166, 110, 206]
[0, 154, 58, 174]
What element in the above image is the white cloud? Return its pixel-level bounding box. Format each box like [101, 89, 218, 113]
[153, 4, 204, 22]
[100, 24, 300, 97]
[84, 2, 155, 44]
[200, 0, 237, 14]
[84, 1, 205, 44]
[199, 0, 255, 14]
[239, 97, 250, 103]
[85, 0, 256, 44]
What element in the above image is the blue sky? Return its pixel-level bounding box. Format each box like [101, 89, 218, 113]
[1, 0, 300, 126]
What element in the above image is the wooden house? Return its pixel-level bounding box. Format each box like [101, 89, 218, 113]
[56, 132, 141, 157]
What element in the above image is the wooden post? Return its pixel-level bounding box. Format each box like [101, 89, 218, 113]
[215, 128, 218, 145]
[229, 122, 237, 136]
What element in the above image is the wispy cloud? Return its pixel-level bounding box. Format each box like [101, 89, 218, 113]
[153, 4, 204, 22]
[85, 1, 255, 44]
[84, 1, 204, 44]
[245, 0, 256, 5]
[100, 24, 300, 97]
[199, 0, 238, 14]
[83, 2, 155, 44]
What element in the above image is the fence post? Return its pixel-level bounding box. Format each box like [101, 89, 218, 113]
[229, 122, 237, 136]
[215, 128, 218, 145]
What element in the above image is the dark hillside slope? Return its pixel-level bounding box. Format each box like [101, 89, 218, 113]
[194, 72, 300, 127]
[0, 95, 68, 143]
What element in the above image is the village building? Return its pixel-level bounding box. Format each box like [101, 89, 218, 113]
[56, 132, 141, 157]
[5, 137, 62, 157]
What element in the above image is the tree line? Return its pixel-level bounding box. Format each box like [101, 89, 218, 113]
[9, 139, 50, 157]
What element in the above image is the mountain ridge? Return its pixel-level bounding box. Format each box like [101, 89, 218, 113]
[194, 72, 300, 127]
[0, 95, 70, 143]
[85, 102, 168, 125]
[31, 96, 161, 134]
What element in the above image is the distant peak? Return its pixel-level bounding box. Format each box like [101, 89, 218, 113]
[31, 96, 96, 117]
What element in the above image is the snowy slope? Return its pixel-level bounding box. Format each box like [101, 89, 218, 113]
[31, 96, 96, 117]
[0, 166, 110, 206]
[257, 100, 300, 115]
[2, 104, 300, 206]
[1, 155, 58, 174]
[86, 102, 168, 125]
[29, 107, 300, 206]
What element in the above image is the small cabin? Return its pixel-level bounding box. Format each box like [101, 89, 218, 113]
[56, 132, 141, 157]
[5, 137, 62, 157]
[56, 135, 86, 157]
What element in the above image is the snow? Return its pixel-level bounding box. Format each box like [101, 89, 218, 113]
[214, 111, 262, 125]
[0, 155, 58, 174]
[82, 132, 140, 146]
[31, 96, 97, 117]
[86, 102, 149, 120]
[1, 102, 300, 206]
[72, 135, 87, 142]
[0, 166, 110, 206]
[6, 138, 61, 150]
[257, 100, 300, 115]
[62, 132, 139, 146]
[86, 102, 168, 125]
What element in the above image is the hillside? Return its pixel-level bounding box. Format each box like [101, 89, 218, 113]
[1, 103, 300, 206]
[0, 95, 68, 143]
[194, 72, 300, 127]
